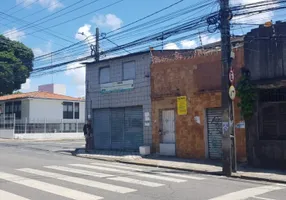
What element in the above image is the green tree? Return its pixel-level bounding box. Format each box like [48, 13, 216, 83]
[0, 35, 34, 95]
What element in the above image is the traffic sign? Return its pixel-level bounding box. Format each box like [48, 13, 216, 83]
[229, 68, 234, 84]
[229, 85, 236, 100]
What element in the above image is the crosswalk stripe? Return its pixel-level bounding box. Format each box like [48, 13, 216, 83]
[44, 165, 114, 178]
[18, 168, 136, 194]
[158, 172, 205, 180]
[107, 177, 164, 187]
[91, 162, 144, 171]
[92, 162, 205, 180]
[0, 172, 102, 200]
[70, 164, 187, 183]
[208, 185, 283, 200]
[0, 190, 30, 200]
[46, 165, 164, 187]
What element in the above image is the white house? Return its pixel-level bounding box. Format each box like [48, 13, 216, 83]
[0, 84, 85, 135]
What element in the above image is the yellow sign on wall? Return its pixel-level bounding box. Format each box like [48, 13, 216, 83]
[177, 96, 187, 115]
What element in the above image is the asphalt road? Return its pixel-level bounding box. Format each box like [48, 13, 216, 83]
[0, 140, 285, 200]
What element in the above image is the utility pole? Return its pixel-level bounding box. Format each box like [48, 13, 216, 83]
[95, 27, 100, 61]
[219, 0, 236, 176]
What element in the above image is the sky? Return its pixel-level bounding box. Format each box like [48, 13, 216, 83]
[0, 0, 282, 97]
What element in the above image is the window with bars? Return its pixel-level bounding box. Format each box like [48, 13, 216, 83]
[13, 101, 21, 119]
[75, 103, 79, 119]
[5, 101, 21, 119]
[63, 102, 73, 119]
[259, 88, 286, 140]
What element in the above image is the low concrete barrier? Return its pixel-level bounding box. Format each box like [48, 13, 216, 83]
[14, 132, 84, 140]
[0, 129, 14, 139]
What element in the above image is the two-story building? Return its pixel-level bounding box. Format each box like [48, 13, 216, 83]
[244, 21, 286, 169]
[0, 84, 85, 134]
[84, 52, 152, 150]
[85, 48, 247, 163]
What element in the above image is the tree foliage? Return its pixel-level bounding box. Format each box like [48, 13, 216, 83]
[0, 35, 34, 95]
[237, 68, 256, 120]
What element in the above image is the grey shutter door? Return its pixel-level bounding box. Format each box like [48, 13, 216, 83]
[111, 108, 125, 150]
[206, 108, 223, 159]
[93, 109, 111, 149]
[124, 106, 143, 150]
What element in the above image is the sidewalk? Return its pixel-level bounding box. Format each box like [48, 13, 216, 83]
[74, 148, 286, 184]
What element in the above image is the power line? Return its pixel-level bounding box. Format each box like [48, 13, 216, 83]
[0, 11, 74, 43]
[34, 0, 213, 61]
[4, 0, 99, 36]
[31, 0, 286, 76]
[7, 0, 123, 39]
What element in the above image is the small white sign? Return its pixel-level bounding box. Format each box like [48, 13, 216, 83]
[144, 112, 150, 121]
[100, 80, 134, 93]
[144, 122, 150, 127]
[194, 116, 200, 124]
[236, 121, 245, 129]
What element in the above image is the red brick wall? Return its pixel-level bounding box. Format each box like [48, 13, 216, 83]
[151, 47, 246, 161]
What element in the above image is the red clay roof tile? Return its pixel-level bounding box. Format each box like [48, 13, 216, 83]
[0, 91, 82, 101]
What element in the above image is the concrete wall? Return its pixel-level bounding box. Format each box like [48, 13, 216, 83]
[14, 133, 84, 140]
[86, 52, 152, 145]
[38, 84, 67, 95]
[151, 48, 246, 161]
[0, 129, 14, 139]
[28, 99, 85, 122]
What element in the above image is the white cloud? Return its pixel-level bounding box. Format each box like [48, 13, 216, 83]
[163, 43, 179, 50]
[32, 41, 52, 61]
[92, 14, 123, 31]
[180, 40, 197, 49]
[201, 35, 220, 45]
[65, 55, 94, 97]
[16, 0, 63, 11]
[21, 79, 31, 90]
[231, 0, 276, 24]
[3, 28, 25, 41]
[75, 24, 95, 46]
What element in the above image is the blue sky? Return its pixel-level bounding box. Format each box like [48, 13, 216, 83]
[0, 0, 282, 97]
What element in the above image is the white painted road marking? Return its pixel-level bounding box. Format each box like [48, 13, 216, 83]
[46, 165, 164, 187]
[252, 196, 276, 200]
[70, 163, 187, 183]
[18, 168, 136, 194]
[107, 176, 164, 187]
[45, 165, 114, 178]
[0, 172, 102, 200]
[208, 185, 282, 200]
[91, 162, 144, 171]
[0, 190, 30, 200]
[92, 162, 205, 180]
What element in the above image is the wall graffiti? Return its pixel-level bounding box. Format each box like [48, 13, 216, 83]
[210, 116, 222, 133]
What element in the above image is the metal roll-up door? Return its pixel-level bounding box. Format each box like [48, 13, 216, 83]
[111, 108, 125, 150]
[124, 106, 143, 150]
[206, 108, 223, 159]
[93, 109, 111, 149]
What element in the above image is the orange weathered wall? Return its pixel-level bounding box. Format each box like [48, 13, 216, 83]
[151, 47, 246, 161]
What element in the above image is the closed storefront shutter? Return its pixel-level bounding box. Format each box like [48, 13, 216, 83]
[93, 109, 111, 149]
[93, 106, 143, 151]
[124, 107, 143, 150]
[111, 108, 125, 150]
[206, 108, 223, 159]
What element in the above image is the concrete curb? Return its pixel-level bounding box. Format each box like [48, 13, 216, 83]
[231, 174, 286, 184]
[74, 153, 286, 185]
